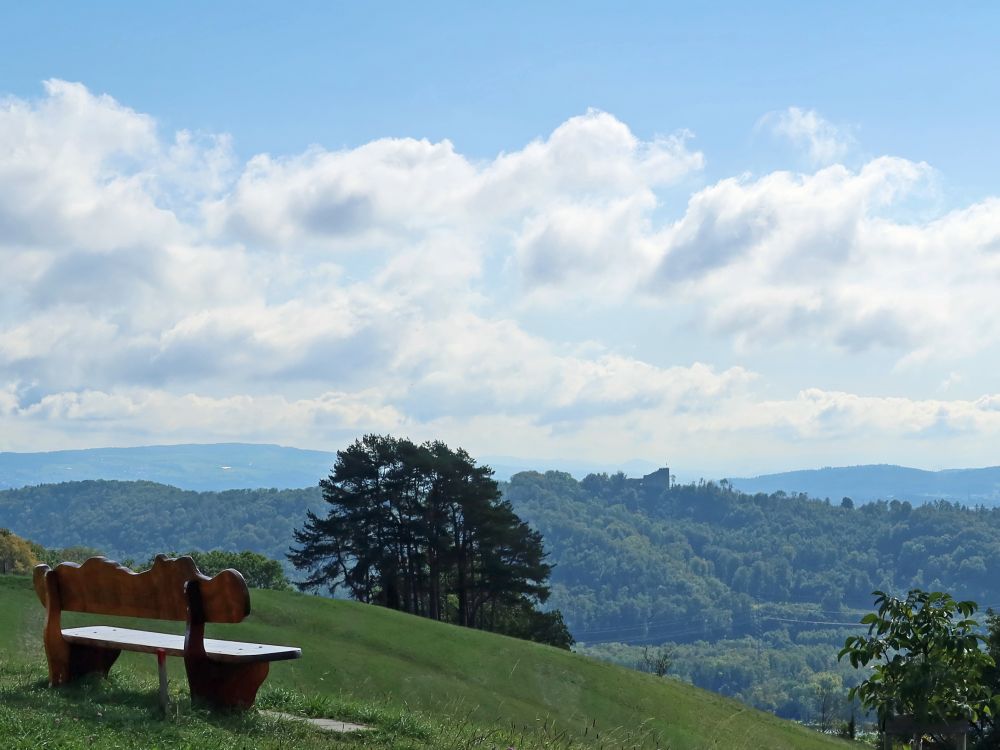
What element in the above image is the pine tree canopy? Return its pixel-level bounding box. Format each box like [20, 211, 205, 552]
[288, 434, 571, 648]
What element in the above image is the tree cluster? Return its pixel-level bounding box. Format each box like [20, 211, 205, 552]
[144, 549, 291, 590]
[289, 435, 571, 648]
[0, 528, 38, 575]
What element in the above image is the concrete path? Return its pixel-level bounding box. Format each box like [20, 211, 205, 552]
[261, 709, 372, 733]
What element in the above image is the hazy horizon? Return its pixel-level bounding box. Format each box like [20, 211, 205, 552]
[4, 439, 1000, 483]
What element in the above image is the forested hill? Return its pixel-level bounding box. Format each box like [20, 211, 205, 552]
[7, 474, 1000, 648]
[0, 480, 323, 562]
[504, 471, 1000, 644]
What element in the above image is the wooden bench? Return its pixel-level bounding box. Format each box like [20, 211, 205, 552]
[33, 555, 301, 709]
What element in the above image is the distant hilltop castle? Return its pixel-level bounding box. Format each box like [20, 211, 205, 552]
[641, 465, 671, 490]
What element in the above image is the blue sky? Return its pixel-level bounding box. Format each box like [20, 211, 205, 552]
[6, 3, 999, 184]
[3, 3, 1000, 474]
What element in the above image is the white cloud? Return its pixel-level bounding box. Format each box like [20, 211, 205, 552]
[0, 79, 197, 252]
[205, 138, 475, 249]
[761, 106, 853, 165]
[513, 193, 659, 292]
[641, 156, 1000, 361]
[750, 388, 1000, 443]
[207, 109, 704, 293]
[940, 372, 963, 391]
[390, 313, 754, 424]
[0, 84, 727, 454]
[0, 387, 405, 451]
[476, 112, 702, 210]
[6, 82, 1000, 471]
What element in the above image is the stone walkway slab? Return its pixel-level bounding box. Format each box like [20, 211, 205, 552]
[262, 709, 373, 733]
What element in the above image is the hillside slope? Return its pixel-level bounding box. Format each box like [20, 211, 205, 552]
[1, 575, 853, 749]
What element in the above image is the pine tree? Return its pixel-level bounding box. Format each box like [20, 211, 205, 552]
[288, 434, 571, 648]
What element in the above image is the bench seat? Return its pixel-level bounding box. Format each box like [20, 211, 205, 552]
[62, 626, 302, 664]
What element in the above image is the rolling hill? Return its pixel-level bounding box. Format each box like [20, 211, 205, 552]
[0, 574, 856, 749]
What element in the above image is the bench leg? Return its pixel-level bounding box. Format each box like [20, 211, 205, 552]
[42, 570, 120, 686]
[70, 644, 122, 681]
[46, 641, 121, 686]
[184, 658, 269, 710]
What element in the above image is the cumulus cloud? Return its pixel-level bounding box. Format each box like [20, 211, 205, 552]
[390, 313, 754, 424]
[0, 82, 723, 454]
[642, 155, 1000, 359]
[0, 79, 224, 253]
[207, 109, 704, 292]
[761, 106, 853, 165]
[5, 81, 1000, 469]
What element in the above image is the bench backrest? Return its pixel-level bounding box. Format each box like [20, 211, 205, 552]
[33, 555, 251, 623]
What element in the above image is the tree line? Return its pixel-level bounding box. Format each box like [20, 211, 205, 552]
[289, 434, 571, 648]
[0, 528, 291, 590]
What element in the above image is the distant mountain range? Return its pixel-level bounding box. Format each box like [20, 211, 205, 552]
[0, 443, 663, 492]
[3, 443, 999, 504]
[729, 464, 1000, 505]
[0, 443, 335, 492]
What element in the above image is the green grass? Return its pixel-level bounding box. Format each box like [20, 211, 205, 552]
[1, 575, 860, 748]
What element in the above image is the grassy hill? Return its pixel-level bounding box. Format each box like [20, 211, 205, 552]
[0, 575, 857, 749]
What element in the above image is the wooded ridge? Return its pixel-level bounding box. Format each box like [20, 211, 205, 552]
[5, 473, 1000, 639]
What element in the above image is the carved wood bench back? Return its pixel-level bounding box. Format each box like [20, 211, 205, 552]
[33, 555, 251, 623]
